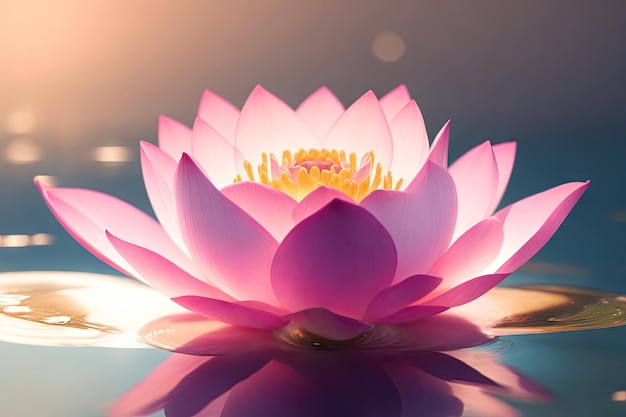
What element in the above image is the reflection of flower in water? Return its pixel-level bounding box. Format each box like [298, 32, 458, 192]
[109, 317, 548, 417]
[37, 85, 587, 346]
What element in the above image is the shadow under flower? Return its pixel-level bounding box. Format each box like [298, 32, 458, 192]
[109, 313, 548, 417]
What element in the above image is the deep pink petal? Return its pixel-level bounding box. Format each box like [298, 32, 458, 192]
[221, 182, 297, 241]
[191, 117, 243, 189]
[197, 89, 240, 143]
[449, 141, 499, 238]
[140, 141, 186, 250]
[491, 141, 517, 212]
[388, 100, 429, 185]
[428, 120, 450, 168]
[271, 199, 397, 318]
[428, 217, 504, 291]
[490, 181, 589, 273]
[36, 181, 200, 282]
[363, 162, 457, 283]
[158, 115, 193, 160]
[420, 274, 508, 308]
[107, 231, 234, 301]
[375, 305, 448, 324]
[172, 296, 289, 329]
[174, 154, 280, 305]
[291, 186, 352, 225]
[285, 308, 372, 340]
[295, 86, 345, 140]
[235, 85, 317, 163]
[379, 84, 412, 121]
[365, 275, 442, 320]
[322, 91, 393, 171]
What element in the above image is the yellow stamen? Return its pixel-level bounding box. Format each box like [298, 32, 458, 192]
[234, 148, 402, 202]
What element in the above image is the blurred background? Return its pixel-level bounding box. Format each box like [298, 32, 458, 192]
[0, 1, 625, 416]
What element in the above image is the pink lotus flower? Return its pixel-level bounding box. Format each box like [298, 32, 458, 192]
[37, 85, 588, 343]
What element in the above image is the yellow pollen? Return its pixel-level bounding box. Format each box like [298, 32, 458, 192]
[235, 148, 403, 201]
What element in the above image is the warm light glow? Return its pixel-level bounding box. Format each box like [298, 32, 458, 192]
[92, 146, 132, 163]
[372, 31, 406, 63]
[5, 111, 36, 134]
[34, 175, 58, 187]
[0, 233, 54, 247]
[4, 138, 42, 164]
[612, 391, 626, 401]
[1, 235, 30, 248]
[30, 233, 55, 246]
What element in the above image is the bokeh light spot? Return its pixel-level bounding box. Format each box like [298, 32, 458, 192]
[4, 138, 42, 164]
[5, 111, 36, 134]
[372, 31, 406, 63]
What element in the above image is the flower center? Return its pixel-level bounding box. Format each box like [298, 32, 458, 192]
[235, 148, 403, 201]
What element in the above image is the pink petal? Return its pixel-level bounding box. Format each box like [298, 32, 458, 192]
[379, 84, 412, 121]
[107, 231, 234, 301]
[375, 305, 448, 324]
[388, 100, 429, 185]
[221, 182, 297, 241]
[172, 296, 289, 329]
[322, 91, 394, 171]
[491, 141, 517, 213]
[191, 117, 243, 189]
[291, 186, 352, 225]
[295, 86, 345, 140]
[428, 120, 450, 168]
[271, 199, 397, 318]
[140, 141, 186, 250]
[421, 274, 508, 308]
[363, 162, 457, 283]
[428, 217, 504, 291]
[36, 181, 200, 282]
[235, 85, 317, 163]
[197, 89, 240, 143]
[490, 181, 590, 273]
[448, 141, 499, 239]
[285, 308, 372, 340]
[364, 275, 442, 320]
[174, 154, 280, 305]
[158, 115, 193, 160]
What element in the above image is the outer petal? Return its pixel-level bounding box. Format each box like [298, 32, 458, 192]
[285, 308, 372, 341]
[158, 115, 193, 160]
[420, 274, 509, 308]
[235, 85, 317, 164]
[295, 86, 345, 140]
[428, 120, 450, 168]
[388, 100, 429, 186]
[490, 141, 517, 212]
[192, 117, 244, 189]
[140, 141, 187, 251]
[221, 182, 298, 242]
[197, 89, 240, 143]
[323, 91, 394, 171]
[363, 162, 457, 283]
[36, 181, 200, 281]
[291, 186, 352, 225]
[172, 296, 289, 329]
[374, 305, 448, 324]
[174, 154, 280, 305]
[488, 181, 589, 273]
[364, 275, 442, 320]
[271, 199, 397, 318]
[107, 232, 234, 301]
[428, 217, 504, 292]
[379, 84, 412, 121]
[449, 141, 499, 239]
